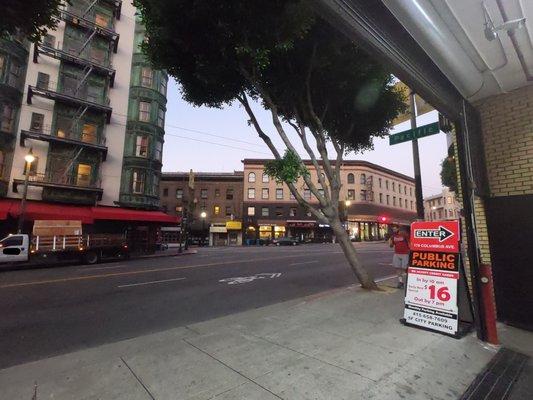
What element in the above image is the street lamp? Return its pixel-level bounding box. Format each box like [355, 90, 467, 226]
[18, 148, 36, 233]
[200, 211, 207, 246]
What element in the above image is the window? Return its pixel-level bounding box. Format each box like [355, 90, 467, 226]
[360, 190, 367, 201]
[90, 47, 106, 65]
[411, 201, 414, 210]
[379, 178, 382, 188]
[154, 141, 162, 161]
[163, 188, 168, 197]
[386, 180, 389, 190]
[360, 173, 366, 184]
[304, 189, 311, 200]
[226, 188, 234, 200]
[132, 170, 145, 193]
[392, 182, 396, 192]
[157, 108, 165, 128]
[447, 196, 452, 204]
[152, 176, 159, 196]
[141, 67, 153, 87]
[347, 173, 355, 184]
[347, 189, 355, 200]
[248, 188, 255, 199]
[159, 78, 167, 95]
[87, 85, 101, 103]
[135, 136, 149, 157]
[379, 193, 383, 203]
[386, 195, 390, 205]
[404, 186, 407, 195]
[276, 188, 283, 199]
[225, 206, 232, 217]
[95, 12, 111, 28]
[23, 156, 38, 175]
[276, 207, 283, 217]
[289, 207, 297, 217]
[410, 187, 413, 196]
[248, 172, 256, 183]
[176, 188, 183, 199]
[30, 113, 44, 132]
[82, 123, 97, 143]
[393, 196, 397, 206]
[43, 34, 55, 48]
[8, 61, 21, 87]
[139, 101, 151, 122]
[261, 207, 269, 217]
[398, 184, 401, 194]
[262, 188, 269, 199]
[262, 173, 269, 183]
[0, 236, 23, 247]
[247, 206, 255, 216]
[214, 205, 220, 215]
[201, 189, 208, 199]
[36, 72, 49, 90]
[0, 104, 15, 132]
[399, 198, 403, 207]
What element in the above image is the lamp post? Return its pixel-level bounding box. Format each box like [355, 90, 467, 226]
[18, 148, 36, 233]
[200, 211, 207, 246]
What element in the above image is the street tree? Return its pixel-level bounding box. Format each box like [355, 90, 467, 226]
[134, 0, 406, 289]
[1, 0, 69, 42]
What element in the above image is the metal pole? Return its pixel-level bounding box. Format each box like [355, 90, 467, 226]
[409, 91, 425, 220]
[17, 163, 30, 233]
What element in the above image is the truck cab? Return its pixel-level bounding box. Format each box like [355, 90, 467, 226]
[0, 234, 30, 263]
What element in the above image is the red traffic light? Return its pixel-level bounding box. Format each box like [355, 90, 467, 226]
[378, 216, 389, 223]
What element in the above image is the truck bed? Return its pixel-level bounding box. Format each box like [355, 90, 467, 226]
[31, 234, 126, 253]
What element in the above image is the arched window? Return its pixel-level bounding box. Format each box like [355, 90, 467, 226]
[262, 173, 269, 183]
[347, 173, 355, 184]
[248, 172, 256, 183]
[360, 173, 366, 184]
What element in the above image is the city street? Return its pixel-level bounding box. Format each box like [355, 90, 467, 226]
[0, 242, 396, 369]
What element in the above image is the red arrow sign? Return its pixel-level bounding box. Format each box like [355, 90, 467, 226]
[410, 220, 460, 253]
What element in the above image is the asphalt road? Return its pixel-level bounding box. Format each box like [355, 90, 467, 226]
[0, 242, 397, 369]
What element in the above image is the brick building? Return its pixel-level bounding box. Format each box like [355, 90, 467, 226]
[160, 172, 244, 246]
[424, 188, 460, 221]
[242, 159, 417, 243]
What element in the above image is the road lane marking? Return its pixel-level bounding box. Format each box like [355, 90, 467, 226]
[219, 273, 281, 285]
[0, 252, 343, 289]
[118, 277, 186, 288]
[379, 262, 393, 266]
[77, 264, 127, 271]
[289, 261, 319, 266]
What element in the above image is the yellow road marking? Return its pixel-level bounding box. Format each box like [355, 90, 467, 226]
[0, 252, 340, 289]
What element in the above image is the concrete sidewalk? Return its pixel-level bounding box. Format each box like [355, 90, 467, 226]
[1, 284, 498, 400]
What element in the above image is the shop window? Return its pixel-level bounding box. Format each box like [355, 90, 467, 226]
[214, 205, 220, 215]
[163, 188, 168, 197]
[155, 141, 162, 161]
[82, 123, 97, 144]
[360, 173, 366, 184]
[157, 108, 165, 128]
[135, 136, 149, 157]
[132, 170, 145, 194]
[347, 189, 355, 200]
[275, 207, 283, 217]
[141, 67, 153, 87]
[262, 188, 269, 199]
[304, 189, 311, 200]
[139, 101, 151, 122]
[276, 188, 283, 200]
[247, 188, 255, 199]
[289, 207, 297, 217]
[201, 189, 208, 199]
[226, 188, 234, 200]
[262, 173, 269, 183]
[347, 173, 355, 184]
[225, 206, 232, 217]
[248, 172, 256, 183]
[247, 206, 255, 216]
[30, 113, 44, 132]
[215, 189, 220, 197]
[36, 72, 49, 90]
[261, 207, 269, 217]
[77, 164, 92, 187]
[176, 188, 183, 199]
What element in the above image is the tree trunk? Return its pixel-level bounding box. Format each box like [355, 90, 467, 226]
[329, 218, 379, 290]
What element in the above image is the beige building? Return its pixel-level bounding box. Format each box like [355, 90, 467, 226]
[424, 188, 460, 221]
[242, 159, 417, 242]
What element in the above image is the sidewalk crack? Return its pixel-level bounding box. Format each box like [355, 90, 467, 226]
[121, 357, 156, 400]
[182, 338, 285, 400]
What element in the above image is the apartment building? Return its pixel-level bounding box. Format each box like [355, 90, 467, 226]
[242, 159, 417, 242]
[160, 172, 244, 246]
[424, 188, 460, 221]
[0, 1, 176, 250]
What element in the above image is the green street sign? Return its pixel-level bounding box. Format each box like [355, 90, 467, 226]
[389, 121, 440, 145]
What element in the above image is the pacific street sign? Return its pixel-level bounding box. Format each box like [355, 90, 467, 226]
[389, 121, 440, 145]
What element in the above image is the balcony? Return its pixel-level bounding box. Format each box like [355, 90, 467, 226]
[27, 82, 112, 123]
[13, 172, 103, 200]
[33, 43, 116, 86]
[60, 9, 120, 52]
[20, 125, 108, 160]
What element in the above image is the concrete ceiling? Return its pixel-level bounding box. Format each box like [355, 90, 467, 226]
[382, 0, 533, 101]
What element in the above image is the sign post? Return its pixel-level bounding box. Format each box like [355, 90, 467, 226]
[402, 220, 473, 337]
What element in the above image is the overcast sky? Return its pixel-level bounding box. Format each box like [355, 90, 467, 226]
[161, 79, 449, 197]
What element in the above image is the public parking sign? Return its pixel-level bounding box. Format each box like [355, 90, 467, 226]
[410, 220, 460, 253]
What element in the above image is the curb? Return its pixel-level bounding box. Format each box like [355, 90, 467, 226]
[135, 250, 198, 260]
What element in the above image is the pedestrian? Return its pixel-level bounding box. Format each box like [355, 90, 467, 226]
[389, 224, 410, 288]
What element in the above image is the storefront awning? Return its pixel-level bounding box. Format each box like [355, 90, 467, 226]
[91, 207, 180, 223]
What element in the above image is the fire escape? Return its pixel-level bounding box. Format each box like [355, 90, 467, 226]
[364, 176, 374, 202]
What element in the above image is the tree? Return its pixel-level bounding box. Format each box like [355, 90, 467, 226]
[1, 0, 69, 43]
[134, 0, 406, 289]
[441, 144, 458, 193]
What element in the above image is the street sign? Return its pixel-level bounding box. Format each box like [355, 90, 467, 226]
[389, 121, 440, 145]
[410, 220, 460, 253]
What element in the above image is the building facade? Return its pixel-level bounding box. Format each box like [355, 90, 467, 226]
[424, 188, 460, 221]
[160, 172, 244, 246]
[0, 1, 175, 251]
[242, 159, 417, 243]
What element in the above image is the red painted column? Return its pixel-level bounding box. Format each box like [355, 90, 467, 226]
[479, 263, 499, 344]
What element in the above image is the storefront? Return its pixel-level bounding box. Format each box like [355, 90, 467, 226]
[287, 220, 316, 242]
[209, 220, 243, 246]
[346, 220, 389, 241]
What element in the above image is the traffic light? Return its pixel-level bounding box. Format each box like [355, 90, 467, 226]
[378, 215, 389, 223]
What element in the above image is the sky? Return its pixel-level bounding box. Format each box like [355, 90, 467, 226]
[161, 79, 450, 197]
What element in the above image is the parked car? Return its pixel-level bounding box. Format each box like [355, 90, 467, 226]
[274, 237, 299, 246]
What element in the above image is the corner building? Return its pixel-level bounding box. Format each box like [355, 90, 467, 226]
[242, 159, 417, 242]
[0, 1, 176, 250]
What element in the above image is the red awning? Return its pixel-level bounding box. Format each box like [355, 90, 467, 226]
[4, 200, 95, 224]
[91, 206, 180, 224]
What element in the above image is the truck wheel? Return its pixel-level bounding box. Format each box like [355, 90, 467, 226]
[83, 251, 99, 265]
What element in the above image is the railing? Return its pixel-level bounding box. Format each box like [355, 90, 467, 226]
[40, 41, 113, 70]
[32, 233, 125, 252]
[24, 123, 106, 147]
[33, 80, 111, 107]
[63, 6, 116, 32]
[28, 171, 102, 189]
